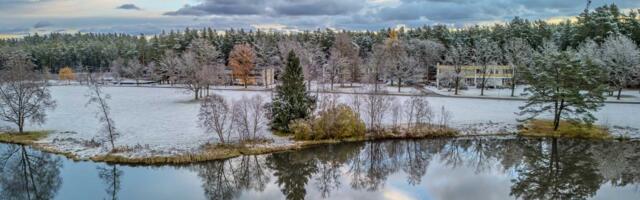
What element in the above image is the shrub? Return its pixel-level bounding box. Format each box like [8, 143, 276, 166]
[292, 104, 366, 140]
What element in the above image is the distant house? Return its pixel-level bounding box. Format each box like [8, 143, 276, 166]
[436, 64, 513, 88]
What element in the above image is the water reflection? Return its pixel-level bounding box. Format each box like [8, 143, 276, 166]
[1, 138, 639, 200]
[194, 155, 270, 200]
[97, 165, 123, 200]
[0, 145, 62, 200]
[189, 138, 640, 200]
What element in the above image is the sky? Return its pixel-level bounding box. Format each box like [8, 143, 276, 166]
[1, 0, 640, 37]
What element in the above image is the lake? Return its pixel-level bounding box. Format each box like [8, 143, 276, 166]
[1, 137, 639, 200]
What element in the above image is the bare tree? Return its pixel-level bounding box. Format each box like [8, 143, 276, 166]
[301, 42, 326, 91]
[407, 39, 445, 84]
[199, 94, 233, 144]
[404, 96, 432, 131]
[601, 34, 640, 100]
[331, 33, 361, 87]
[177, 52, 204, 100]
[390, 99, 403, 130]
[232, 95, 266, 142]
[503, 38, 534, 97]
[382, 30, 418, 92]
[473, 38, 501, 96]
[438, 106, 452, 130]
[445, 42, 470, 95]
[255, 37, 280, 88]
[363, 94, 393, 133]
[123, 59, 145, 85]
[367, 45, 387, 93]
[189, 38, 222, 97]
[86, 78, 118, 151]
[325, 48, 348, 90]
[109, 58, 126, 84]
[0, 51, 56, 133]
[158, 50, 181, 85]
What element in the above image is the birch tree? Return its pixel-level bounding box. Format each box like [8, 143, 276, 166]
[0, 51, 56, 133]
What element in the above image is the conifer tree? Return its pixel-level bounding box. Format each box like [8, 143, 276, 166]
[270, 51, 316, 132]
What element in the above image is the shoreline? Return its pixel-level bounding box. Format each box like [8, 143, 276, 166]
[2, 127, 636, 165]
[0, 128, 460, 165]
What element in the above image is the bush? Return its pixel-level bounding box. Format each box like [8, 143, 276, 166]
[292, 104, 366, 140]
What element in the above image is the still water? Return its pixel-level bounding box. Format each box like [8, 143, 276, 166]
[1, 138, 639, 200]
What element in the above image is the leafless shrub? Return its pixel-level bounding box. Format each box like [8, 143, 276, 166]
[390, 99, 403, 130]
[363, 94, 393, 133]
[438, 106, 453, 130]
[198, 94, 233, 144]
[232, 95, 267, 142]
[404, 96, 433, 132]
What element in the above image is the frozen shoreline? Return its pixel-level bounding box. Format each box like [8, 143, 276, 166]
[1, 85, 639, 161]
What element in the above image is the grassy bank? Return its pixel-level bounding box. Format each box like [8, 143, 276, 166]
[0, 131, 51, 145]
[519, 120, 612, 139]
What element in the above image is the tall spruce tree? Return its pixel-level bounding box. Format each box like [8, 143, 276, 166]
[270, 51, 316, 132]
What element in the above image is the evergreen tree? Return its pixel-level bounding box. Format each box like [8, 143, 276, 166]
[270, 51, 316, 132]
[518, 42, 606, 131]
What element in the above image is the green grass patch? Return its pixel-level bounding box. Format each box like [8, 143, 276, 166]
[0, 131, 51, 145]
[519, 120, 611, 139]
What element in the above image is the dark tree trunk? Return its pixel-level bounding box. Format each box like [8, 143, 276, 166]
[617, 88, 623, 100]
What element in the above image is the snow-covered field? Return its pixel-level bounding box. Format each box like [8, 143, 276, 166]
[1, 85, 639, 159]
[427, 85, 640, 102]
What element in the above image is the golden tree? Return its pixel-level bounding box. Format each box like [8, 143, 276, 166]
[229, 43, 256, 88]
[58, 67, 75, 84]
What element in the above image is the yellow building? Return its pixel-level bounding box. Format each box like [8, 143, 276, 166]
[436, 64, 513, 88]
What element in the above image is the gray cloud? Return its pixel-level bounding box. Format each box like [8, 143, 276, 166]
[164, 0, 266, 16]
[116, 3, 142, 11]
[164, 0, 365, 16]
[33, 21, 53, 28]
[272, 0, 363, 16]
[3, 0, 640, 36]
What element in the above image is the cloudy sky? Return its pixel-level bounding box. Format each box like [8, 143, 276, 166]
[1, 0, 639, 37]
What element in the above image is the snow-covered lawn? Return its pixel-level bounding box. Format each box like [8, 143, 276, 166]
[1, 85, 639, 159]
[427, 85, 640, 102]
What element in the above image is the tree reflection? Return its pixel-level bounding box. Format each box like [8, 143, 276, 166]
[0, 145, 62, 200]
[193, 155, 269, 200]
[510, 138, 604, 200]
[267, 152, 317, 200]
[189, 138, 640, 200]
[97, 165, 123, 200]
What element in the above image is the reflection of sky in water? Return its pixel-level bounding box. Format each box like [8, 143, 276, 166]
[1, 138, 640, 200]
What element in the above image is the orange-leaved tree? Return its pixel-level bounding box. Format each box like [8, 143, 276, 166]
[58, 67, 75, 84]
[229, 43, 256, 88]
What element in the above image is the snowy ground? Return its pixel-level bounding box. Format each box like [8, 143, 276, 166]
[427, 85, 640, 102]
[1, 85, 639, 159]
